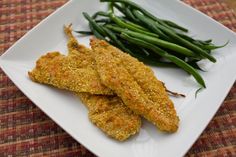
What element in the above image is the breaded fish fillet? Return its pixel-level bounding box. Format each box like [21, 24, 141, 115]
[64, 24, 93, 59]
[109, 46, 179, 132]
[29, 25, 113, 95]
[66, 25, 141, 140]
[78, 93, 141, 141]
[91, 38, 179, 132]
[29, 26, 141, 140]
[28, 52, 113, 95]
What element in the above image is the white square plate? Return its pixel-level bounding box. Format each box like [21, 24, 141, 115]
[1, 0, 236, 157]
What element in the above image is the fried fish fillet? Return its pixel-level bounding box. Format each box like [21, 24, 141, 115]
[28, 52, 112, 95]
[64, 24, 93, 58]
[66, 25, 141, 140]
[29, 26, 141, 140]
[91, 38, 179, 132]
[29, 25, 113, 95]
[78, 93, 141, 141]
[109, 46, 179, 132]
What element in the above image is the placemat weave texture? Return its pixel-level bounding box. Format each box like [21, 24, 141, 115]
[0, 0, 235, 156]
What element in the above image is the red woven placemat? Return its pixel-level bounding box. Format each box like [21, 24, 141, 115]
[0, 0, 235, 156]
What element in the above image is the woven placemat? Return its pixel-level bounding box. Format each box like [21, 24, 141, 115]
[0, 0, 235, 156]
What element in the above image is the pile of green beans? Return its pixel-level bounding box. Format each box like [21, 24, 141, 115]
[77, 0, 228, 88]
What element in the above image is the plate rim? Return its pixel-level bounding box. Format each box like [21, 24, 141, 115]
[0, 0, 236, 157]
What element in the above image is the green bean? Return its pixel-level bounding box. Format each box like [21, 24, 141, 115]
[178, 33, 213, 47]
[100, 0, 159, 21]
[128, 32, 196, 57]
[125, 7, 136, 20]
[112, 14, 148, 31]
[195, 39, 213, 45]
[156, 19, 180, 34]
[124, 6, 140, 23]
[132, 10, 172, 41]
[113, 3, 136, 22]
[109, 13, 159, 38]
[109, 15, 148, 31]
[102, 26, 133, 54]
[153, 21, 217, 62]
[122, 44, 177, 67]
[113, 3, 126, 15]
[83, 12, 106, 36]
[120, 33, 206, 87]
[89, 23, 106, 40]
[101, 0, 162, 24]
[187, 61, 205, 72]
[177, 34, 215, 51]
[100, 0, 188, 32]
[177, 33, 195, 42]
[125, 21, 149, 31]
[108, 2, 114, 13]
[196, 40, 229, 50]
[74, 30, 93, 35]
[95, 18, 112, 23]
[177, 33, 217, 49]
[204, 39, 213, 43]
[162, 20, 188, 32]
[92, 11, 110, 19]
[132, 53, 177, 67]
[106, 25, 196, 57]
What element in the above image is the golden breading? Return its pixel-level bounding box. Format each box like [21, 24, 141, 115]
[64, 24, 92, 57]
[65, 25, 141, 141]
[28, 52, 113, 95]
[110, 47, 179, 132]
[91, 38, 179, 132]
[78, 93, 141, 141]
